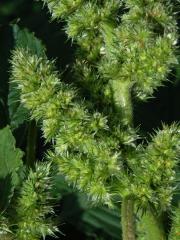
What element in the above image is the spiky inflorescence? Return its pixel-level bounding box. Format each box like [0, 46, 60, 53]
[10, 1, 179, 238]
[11, 0, 179, 214]
[11, 48, 123, 206]
[11, 44, 180, 212]
[43, 0, 177, 127]
[15, 162, 58, 239]
[142, 125, 180, 209]
[0, 162, 57, 240]
[125, 124, 180, 209]
[100, 0, 178, 101]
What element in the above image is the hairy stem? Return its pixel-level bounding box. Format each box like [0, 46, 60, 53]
[113, 81, 136, 239]
[111, 80, 133, 126]
[121, 197, 136, 240]
[26, 120, 37, 167]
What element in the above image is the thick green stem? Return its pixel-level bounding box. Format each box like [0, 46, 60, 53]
[111, 80, 136, 240]
[121, 197, 136, 240]
[26, 120, 37, 168]
[111, 80, 133, 126]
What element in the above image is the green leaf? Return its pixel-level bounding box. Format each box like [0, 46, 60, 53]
[61, 192, 121, 239]
[0, 126, 23, 184]
[81, 206, 121, 239]
[12, 24, 46, 57]
[8, 82, 29, 130]
[51, 174, 72, 199]
[0, 126, 23, 211]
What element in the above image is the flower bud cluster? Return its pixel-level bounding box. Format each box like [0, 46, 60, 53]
[100, 0, 177, 101]
[44, 0, 177, 105]
[132, 125, 180, 209]
[15, 162, 58, 239]
[11, 48, 121, 206]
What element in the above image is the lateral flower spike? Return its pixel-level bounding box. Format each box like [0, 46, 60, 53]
[15, 162, 58, 240]
[11, 45, 122, 206]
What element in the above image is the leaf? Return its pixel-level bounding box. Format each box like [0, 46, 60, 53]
[12, 24, 46, 57]
[60, 191, 121, 239]
[51, 174, 72, 199]
[8, 82, 29, 130]
[0, 126, 23, 179]
[81, 206, 121, 239]
[0, 126, 24, 211]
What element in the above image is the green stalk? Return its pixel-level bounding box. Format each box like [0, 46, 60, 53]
[116, 81, 166, 240]
[111, 80, 136, 240]
[113, 81, 166, 240]
[113, 80, 166, 240]
[121, 197, 136, 240]
[111, 80, 133, 126]
[26, 120, 37, 168]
